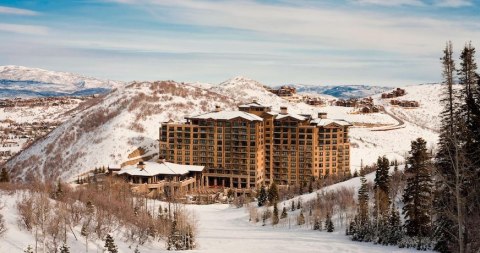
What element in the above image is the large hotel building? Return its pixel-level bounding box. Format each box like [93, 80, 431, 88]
[159, 101, 351, 189]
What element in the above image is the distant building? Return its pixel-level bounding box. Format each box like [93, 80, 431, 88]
[159, 101, 352, 189]
[382, 88, 406, 99]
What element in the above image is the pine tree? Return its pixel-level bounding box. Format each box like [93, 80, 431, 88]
[353, 169, 359, 177]
[281, 206, 287, 219]
[326, 213, 334, 232]
[59, 243, 70, 253]
[257, 185, 267, 207]
[373, 156, 390, 240]
[297, 210, 305, 226]
[434, 41, 461, 253]
[291, 200, 295, 211]
[297, 199, 301, 210]
[308, 179, 313, 193]
[403, 138, 432, 239]
[267, 182, 279, 205]
[457, 42, 480, 253]
[104, 234, 118, 253]
[272, 201, 279, 225]
[0, 168, 9, 183]
[357, 174, 369, 226]
[387, 203, 403, 245]
[374, 156, 390, 217]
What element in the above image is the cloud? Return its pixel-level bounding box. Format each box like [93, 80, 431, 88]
[0, 23, 49, 35]
[434, 0, 473, 7]
[107, 0, 480, 56]
[351, 0, 425, 6]
[0, 6, 39, 16]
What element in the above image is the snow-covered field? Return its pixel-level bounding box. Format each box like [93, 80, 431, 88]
[0, 170, 429, 253]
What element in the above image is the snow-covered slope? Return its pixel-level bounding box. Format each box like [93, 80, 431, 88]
[0, 65, 123, 98]
[6, 76, 441, 182]
[278, 84, 391, 99]
[6, 81, 236, 181]
[375, 83, 447, 132]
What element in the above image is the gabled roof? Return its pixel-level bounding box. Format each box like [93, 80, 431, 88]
[238, 101, 269, 108]
[188, 111, 263, 121]
[118, 161, 204, 177]
[311, 118, 352, 127]
[275, 113, 307, 121]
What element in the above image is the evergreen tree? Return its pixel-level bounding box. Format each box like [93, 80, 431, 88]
[104, 234, 118, 253]
[434, 41, 460, 253]
[296, 198, 301, 210]
[59, 243, 70, 253]
[326, 213, 334, 232]
[353, 169, 359, 178]
[386, 203, 403, 245]
[457, 42, 480, 253]
[374, 156, 390, 217]
[267, 182, 279, 204]
[403, 138, 432, 239]
[257, 185, 267, 207]
[0, 168, 9, 183]
[291, 200, 295, 212]
[281, 206, 287, 219]
[357, 174, 369, 225]
[308, 179, 313, 193]
[297, 210, 305, 226]
[272, 201, 279, 225]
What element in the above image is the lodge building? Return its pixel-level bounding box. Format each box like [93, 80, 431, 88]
[159, 101, 351, 189]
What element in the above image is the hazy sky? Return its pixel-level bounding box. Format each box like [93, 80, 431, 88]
[1, 0, 479, 86]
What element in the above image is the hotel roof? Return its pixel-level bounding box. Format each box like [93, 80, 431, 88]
[238, 101, 270, 108]
[118, 161, 204, 177]
[311, 118, 352, 127]
[188, 111, 263, 121]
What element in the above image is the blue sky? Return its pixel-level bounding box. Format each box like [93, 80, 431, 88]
[1, 0, 479, 86]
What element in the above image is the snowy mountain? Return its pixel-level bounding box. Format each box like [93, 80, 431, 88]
[5, 81, 236, 181]
[0, 65, 123, 98]
[277, 84, 391, 99]
[5, 75, 441, 183]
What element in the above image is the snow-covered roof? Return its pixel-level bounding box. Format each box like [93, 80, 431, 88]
[275, 113, 307, 121]
[311, 118, 352, 127]
[238, 101, 269, 108]
[188, 111, 263, 121]
[118, 161, 204, 177]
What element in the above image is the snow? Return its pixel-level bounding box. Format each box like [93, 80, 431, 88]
[189, 110, 263, 121]
[118, 161, 204, 176]
[0, 65, 123, 98]
[0, 171, 431, 253]
[6, 76, 441, 182]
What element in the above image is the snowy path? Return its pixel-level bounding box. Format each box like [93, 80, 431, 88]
[190, 204, 428, 253]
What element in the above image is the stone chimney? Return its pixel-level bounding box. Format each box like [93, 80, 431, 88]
[215, 105, 221, 112]
[137, 161, 146, 170]
[280, 106, 288, 115]
[318, 112, 327, 119]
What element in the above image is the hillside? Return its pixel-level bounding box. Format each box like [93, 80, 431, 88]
[5, 76, 441, 182]
[5, 81, 236, 181]
[275, 84, 391, 99]
[0, 65, 123, 98]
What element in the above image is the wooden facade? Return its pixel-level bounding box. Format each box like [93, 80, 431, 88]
[159, 102, 351, 188]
